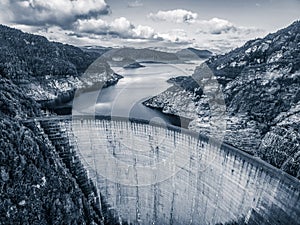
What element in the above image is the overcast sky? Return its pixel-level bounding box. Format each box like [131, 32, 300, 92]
[0, 0, 299, 53]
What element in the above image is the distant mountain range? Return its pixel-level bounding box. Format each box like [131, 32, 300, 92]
[176, 48, 213, 60]
[144, 20, 300, 178]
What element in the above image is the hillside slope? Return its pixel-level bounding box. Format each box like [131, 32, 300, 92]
[144, 21, 300, 178]
[176, 48, 213, 60]
[0, 77, 107, 224]
[0, 25, 121, 102]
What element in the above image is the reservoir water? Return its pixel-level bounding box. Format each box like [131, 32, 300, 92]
[73, 61, 203, 125]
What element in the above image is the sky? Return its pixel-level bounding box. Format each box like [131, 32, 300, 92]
[0, 0, 299, 53]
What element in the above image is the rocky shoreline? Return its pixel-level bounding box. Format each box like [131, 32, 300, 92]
[39, 73, 123, 115]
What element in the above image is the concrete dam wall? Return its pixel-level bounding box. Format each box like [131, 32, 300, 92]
[56, 118, 300, 225]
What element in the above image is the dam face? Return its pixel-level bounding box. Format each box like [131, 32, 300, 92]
[59, 119, 299, 225]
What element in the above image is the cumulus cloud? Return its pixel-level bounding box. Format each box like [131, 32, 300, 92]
[157, 29, 191, 44]
[2, 0, 110, 28]
[74, 17, 157, 39]
[196, 18, 237, 34]
[196, 18, 260, 35]
[193, 18, 264, 53]
[75, 18, 109, 34]
[110, 17, 134, 37]
[148, 9, 198, 23]
[0, 0, 263, 53]
[132, 25, 156, 39]
[74, 17, 194, 45]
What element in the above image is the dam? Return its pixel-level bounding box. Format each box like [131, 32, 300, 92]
[31, 117, 300, 225]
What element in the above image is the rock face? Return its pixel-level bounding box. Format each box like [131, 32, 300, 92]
[144, 21, 300, 178]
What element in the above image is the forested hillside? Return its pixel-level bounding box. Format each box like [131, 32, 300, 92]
[0, 25, 121, 102]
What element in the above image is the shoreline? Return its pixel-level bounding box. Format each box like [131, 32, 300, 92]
[39, 73, 123, 114]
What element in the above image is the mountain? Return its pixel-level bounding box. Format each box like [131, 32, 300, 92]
[80, 45, 112, 55]
[0, 25, 101, 79]
[0, 25, 121, 102]
[176, 48, 213, 60]
[100, 47, 179, 66]
[144, 21, 300, 178]
[111, 48, 179, 62]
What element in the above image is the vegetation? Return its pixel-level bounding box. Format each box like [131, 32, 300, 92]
[0, 25, 101, 81]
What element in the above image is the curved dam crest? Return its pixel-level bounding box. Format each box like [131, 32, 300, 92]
[50, 117, 300, 225]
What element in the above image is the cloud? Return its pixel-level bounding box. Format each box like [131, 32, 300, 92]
[74, 17, 157, 39]
[74, 17, 194, 45]
[109, 17, 134, 37]
[196, 18, 260, 35]
[75, 18, 109, 35]
[157, 29, 191, 44]
[127, 0, 143, 8]
[0, 0, 263, 54]
[192, 18, 265, 53]
[148, 9, 198, 23]
[132, 25, 156, 39]
[1, 0, 110, 28]
[196, 18, 237, 34]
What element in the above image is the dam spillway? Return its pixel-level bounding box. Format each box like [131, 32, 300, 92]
[41, 117, 300, 225]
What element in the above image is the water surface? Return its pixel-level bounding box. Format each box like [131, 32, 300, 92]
[95, 62, 202, 123]
[72, 61, 203, 126]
